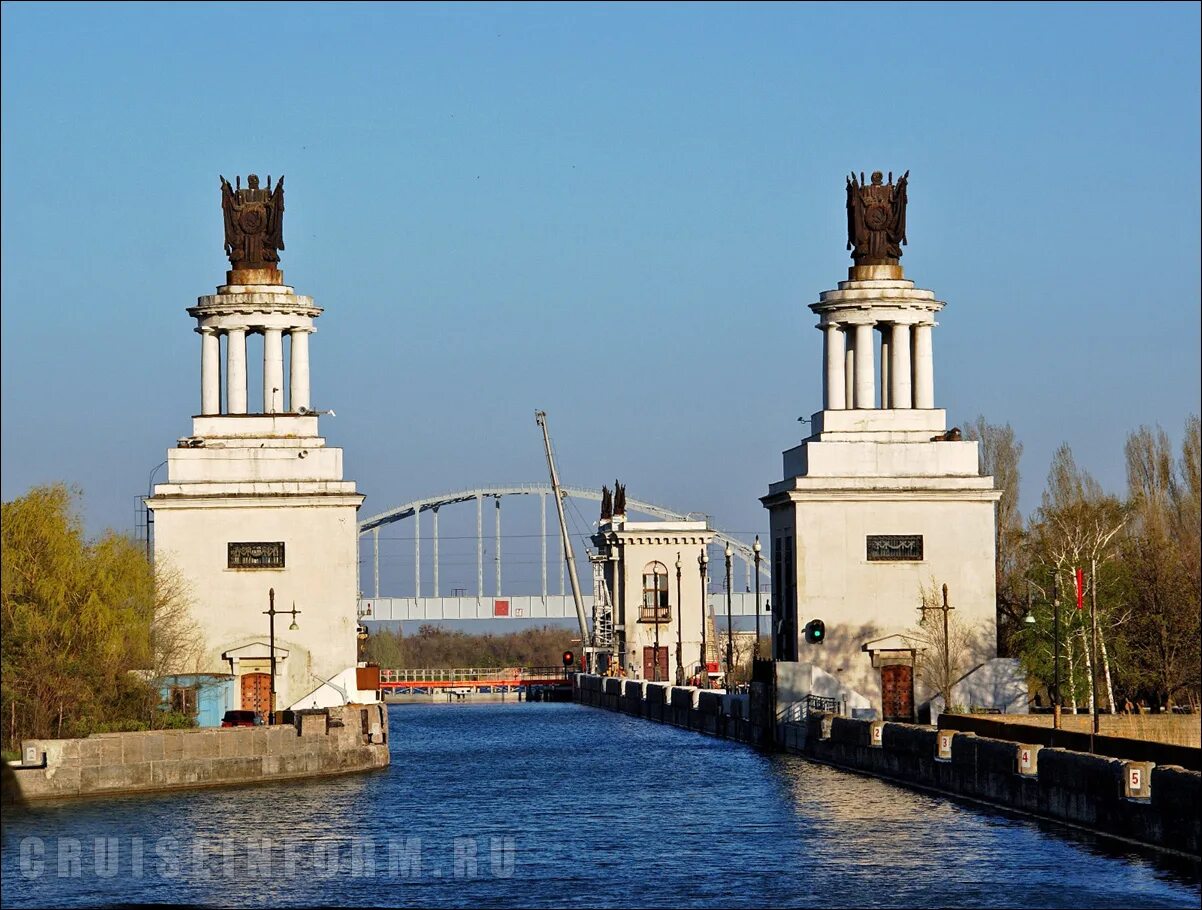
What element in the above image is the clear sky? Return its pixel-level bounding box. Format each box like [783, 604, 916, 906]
[2, 2, 1199, 598]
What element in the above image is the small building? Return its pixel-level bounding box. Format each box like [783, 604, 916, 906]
[157, 673, 236, 728]
[592, 506, 715, 683]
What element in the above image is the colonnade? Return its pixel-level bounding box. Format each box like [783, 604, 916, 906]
[197, 325, 313, 415]
[821, 319, 934, 410]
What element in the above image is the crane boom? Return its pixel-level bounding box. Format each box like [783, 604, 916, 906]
[534, 410, 591, 659]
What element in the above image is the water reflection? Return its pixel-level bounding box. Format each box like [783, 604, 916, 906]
[1, 702, 1197, 909]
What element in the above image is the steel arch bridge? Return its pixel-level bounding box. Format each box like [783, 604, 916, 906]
[358, 483, 770, 605]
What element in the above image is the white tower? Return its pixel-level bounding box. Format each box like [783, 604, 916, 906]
[762, 173, 999, 716]
[148, 178, 367, 716]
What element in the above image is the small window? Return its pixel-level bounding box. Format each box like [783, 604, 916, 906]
[228, 541, 286, 569]
[169, 686, 199, 716]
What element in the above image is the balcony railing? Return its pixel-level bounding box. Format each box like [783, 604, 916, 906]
[638, 605, 671, 623]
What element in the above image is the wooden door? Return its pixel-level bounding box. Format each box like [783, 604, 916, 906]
[241, 672, 272, 715]
[642, 647, 669, 681]
[880, 664, 913, 722]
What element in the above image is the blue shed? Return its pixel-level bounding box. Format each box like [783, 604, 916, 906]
[157, 674, 236, 728]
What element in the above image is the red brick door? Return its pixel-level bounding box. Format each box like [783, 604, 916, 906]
[241, 672, 272, 715]
[881, 664, 913, 722]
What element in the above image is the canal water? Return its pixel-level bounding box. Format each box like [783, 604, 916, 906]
[2, 702, 1198, 908]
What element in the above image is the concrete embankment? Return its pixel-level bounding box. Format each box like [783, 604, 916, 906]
[4, 703, 389, 803]
[574, 674, 1200, 859]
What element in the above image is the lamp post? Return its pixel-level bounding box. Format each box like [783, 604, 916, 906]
[1027, 578, 1061, 730]
[918, 583, 953, 710]
[263, 588, 300, 725]
[675, 553, 684, 686]
[652, 563, 662, 682]
[724, 544, 734, 690]
[698, 549, 708, 686]
[753, 536, 762, 662]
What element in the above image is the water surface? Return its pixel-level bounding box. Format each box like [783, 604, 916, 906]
[2, 702, 1198, 907]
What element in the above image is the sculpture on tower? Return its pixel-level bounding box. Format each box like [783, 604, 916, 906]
[219, 174, 285, 269]
[846, 170, 908, 266]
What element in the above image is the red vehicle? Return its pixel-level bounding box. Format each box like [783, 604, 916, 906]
[220, 710, 263, 728]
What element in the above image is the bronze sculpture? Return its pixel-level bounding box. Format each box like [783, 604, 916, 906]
[219, 174, 285, 269]
[846, 170, 908, 266]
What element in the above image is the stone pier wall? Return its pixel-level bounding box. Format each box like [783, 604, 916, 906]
[5, 703, 389, 803]
[574, 674, 1200, 858]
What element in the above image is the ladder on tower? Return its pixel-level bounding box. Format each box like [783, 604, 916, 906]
[590, 554, 615, 669]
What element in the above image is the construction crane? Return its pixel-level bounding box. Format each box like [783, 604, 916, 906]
[534, 410, 593, 668]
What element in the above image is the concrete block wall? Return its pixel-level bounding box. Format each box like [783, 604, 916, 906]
[9, 703, 389, 802]
[572, 674, 1199, 857]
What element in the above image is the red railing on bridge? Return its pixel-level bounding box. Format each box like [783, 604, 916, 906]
[377, 667, 570, 691]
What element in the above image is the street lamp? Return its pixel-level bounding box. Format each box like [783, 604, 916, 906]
[1028, 578, 1061, 730]
[698, 549, 708, 687]
[753, 536, 762, 662]
[263, 587, 300, 725]
[724, 544, 734, 691]
[917, 583, 954, 710]
[675, 553, 684, 686]
[653, 563, 662, 682]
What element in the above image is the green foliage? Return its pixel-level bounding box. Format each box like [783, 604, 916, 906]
[364, 624, 576, 669]
[1, 484, 183, 747]
[1005, 417, 1201, 711]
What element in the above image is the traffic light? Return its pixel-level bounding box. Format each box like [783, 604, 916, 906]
[803, 619, 826, 644]
[562, 650, 575, 668]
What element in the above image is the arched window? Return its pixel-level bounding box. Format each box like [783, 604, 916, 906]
[641, 561, 670, 622]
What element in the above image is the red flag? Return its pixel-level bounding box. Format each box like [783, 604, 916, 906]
[1075, 567, 1085, 610]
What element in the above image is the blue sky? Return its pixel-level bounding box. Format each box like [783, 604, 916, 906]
[2, 2, 1199, 597]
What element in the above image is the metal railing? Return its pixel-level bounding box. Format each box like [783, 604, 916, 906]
[378, 667, 569, 684]
[638, 605, 671, 623]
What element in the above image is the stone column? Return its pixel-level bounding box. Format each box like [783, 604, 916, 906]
[263, 327, 284, 414]
[853, 322, 875, 409]
[289, 327, 312, 413]
[912, 322, 935, 409]
[226, 326, 248, 415]
[890, 322, 913, 409]
[844, 330, 856, 409]
[879, 327, 891, 410]
[199, 326, 220, 415]
[823, 322, 846, 410]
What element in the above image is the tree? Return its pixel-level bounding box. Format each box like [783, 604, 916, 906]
[1025, 445, 1128, 714]
[966, 417, 1027, 654]
[1, 484, 202, 747]
[1121, 418, 1201, 708]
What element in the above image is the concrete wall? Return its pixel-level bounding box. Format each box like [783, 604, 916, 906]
[7, 703, 388, 803]
[573, 673, 1200, 857]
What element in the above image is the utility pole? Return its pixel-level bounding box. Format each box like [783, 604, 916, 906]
[675, 553, 684, 685]
[725, 544, 734, 690]
[1090, 557, 1101, 749]
[535, 411, 591, 667]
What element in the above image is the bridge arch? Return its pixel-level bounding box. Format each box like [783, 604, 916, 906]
[358, 483, 769, 601]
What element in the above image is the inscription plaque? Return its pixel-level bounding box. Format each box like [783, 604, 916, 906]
[228, 541, 286, 569]
[866, 535, 923, 562]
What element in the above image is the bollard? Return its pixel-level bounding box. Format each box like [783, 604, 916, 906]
[936, 730, 955, 761]
[1017, 744, 1041, 776]
[1123, 761, 1155, 799]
